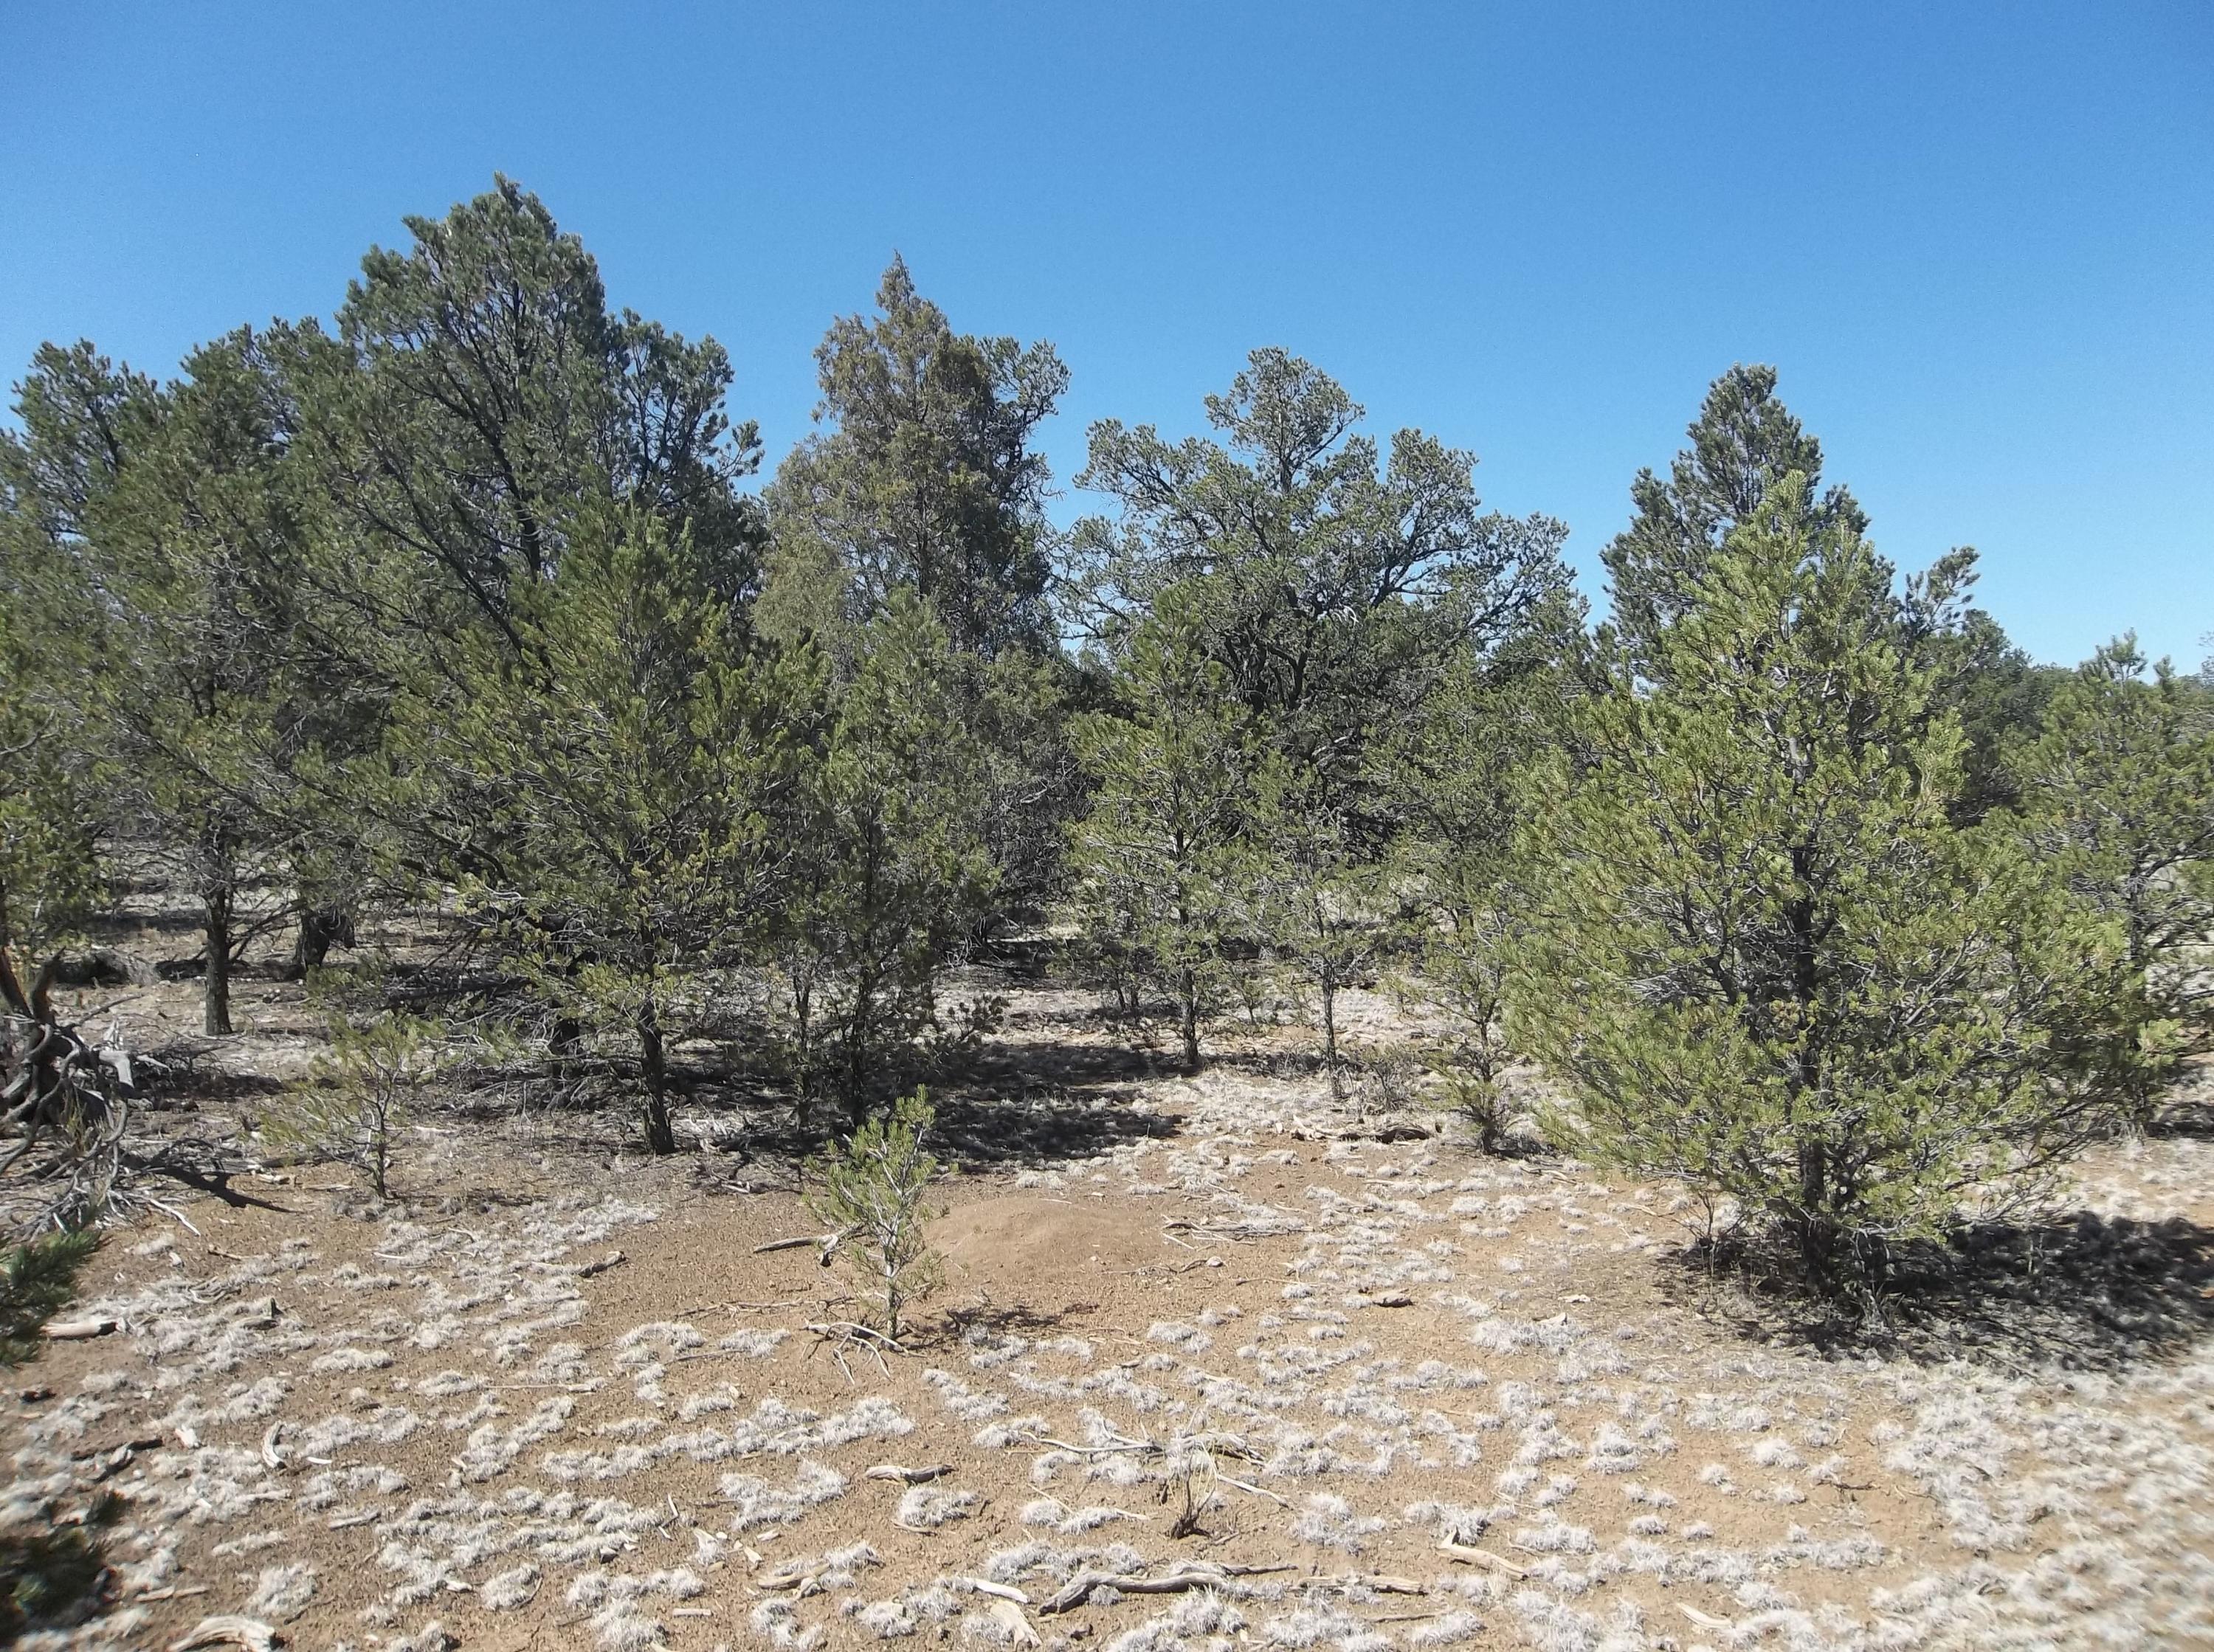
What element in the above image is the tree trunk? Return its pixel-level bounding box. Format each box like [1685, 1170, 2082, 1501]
[204, 891, 234, 1037]
[1321, 968, 1342, 1104]
[1179, 967, 1201, 1074]
[638, 992, 675, 1155]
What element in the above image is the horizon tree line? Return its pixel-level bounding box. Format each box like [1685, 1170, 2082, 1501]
[3, 176, 2210, 1302]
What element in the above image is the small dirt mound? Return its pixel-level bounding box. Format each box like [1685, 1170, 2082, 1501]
[934, 1195, 1169, 1299]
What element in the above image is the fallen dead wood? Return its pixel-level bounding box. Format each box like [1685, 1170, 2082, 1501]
[1436, 1541, 1526, 1579]
[169, 1617, 286, 1652]
[70, 1434, 163, 1460]
[962, 1579, 1029, 1603]
[1678, 1603, 1734, 1631]
[866, 1462, 953, 1484]
[752, 1235, 827, 1254]
[1041, 1561, 1293, 1614]
[986, 1597, 1041, 1646]
[42, 1317, 120, 1341]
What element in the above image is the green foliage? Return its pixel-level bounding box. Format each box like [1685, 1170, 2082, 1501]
[2011, 639, 2214, 1124]
[300, 175, 763, 636]
[1070, 350, 1570, 1082]
[380, 505, 809, 1153]
[1387, 642, 1573, 1150]
[1513, 477, 2122, 1296]
[0, 1228, 97, 1366]
[1601, 364, 1866, 677]
[777, 601, 996, 1124]
[764, 259, 1077, 919]
[1068, 595, 1252, 1068]
[804, 1087, 945, 1343]
[266, 1014, 446, 1197]
[765, 256, 1066, 659]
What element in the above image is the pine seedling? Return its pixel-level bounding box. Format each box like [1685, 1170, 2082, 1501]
[805, 1088, 945, 1344]
[0, 1231, 97, 1366]
[266, 1012, 446, 1198]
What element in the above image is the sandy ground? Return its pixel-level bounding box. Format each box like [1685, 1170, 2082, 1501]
[8, 939, 2214, 1652]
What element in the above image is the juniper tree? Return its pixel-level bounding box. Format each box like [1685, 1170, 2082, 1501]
[2011, 640, 2214, 1124]
[1068, 594, 1252, 1071]
[1513, 477, 2122, 1296]
[1069, 350, 1568, 1078]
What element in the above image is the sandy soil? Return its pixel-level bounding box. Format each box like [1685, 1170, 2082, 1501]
[8, 940, 2214, 1652]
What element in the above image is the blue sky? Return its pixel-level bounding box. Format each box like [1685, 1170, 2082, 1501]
[4, 1, 2207, 666]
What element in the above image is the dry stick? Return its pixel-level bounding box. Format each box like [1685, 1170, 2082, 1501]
[1435, 1541, 1526, 1580]
[866, 1463, 953, 1484]
[1216, 1472, 1289, 1508]
[41, 1318, 120, 1341]
[1041, 1563, 1294, 1615]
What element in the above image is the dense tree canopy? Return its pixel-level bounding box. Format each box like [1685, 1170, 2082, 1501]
[2, 176, 2202, 1307]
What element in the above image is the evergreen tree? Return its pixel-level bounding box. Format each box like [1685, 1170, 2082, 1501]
[764, 258, 1078, 925]
[1387, 617, 1579, 1148]
[2, 333, 318, 1034]
[1602, 364, 1865, 674]
[765, 256, 1066, 658]
[2012, 639, 2214, 1124]
[1072, 349, 1568, 1076]
[1067, 594, 1252, 1071]
[1514, 477, 2121, 1296]
[290, 176, 763, 654]
[379, 505, 809, 1152]
[776, 600, 996, 1126]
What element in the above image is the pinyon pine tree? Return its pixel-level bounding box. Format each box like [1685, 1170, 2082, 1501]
[2012, 639, 2214, 1125]
[1513, 477, 2122, 1296]
[1069, 595, 1252, 1071]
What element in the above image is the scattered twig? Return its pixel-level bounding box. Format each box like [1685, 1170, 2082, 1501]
[1436, 1541, 1525, 1579]
[1041, 1562, 1293, 1614]
[866, 1462, 953, 1484]
[1217, 1472, 1289, 1507]
[41, 1317, 120, 1341]
[168, 1617, 285, 1652]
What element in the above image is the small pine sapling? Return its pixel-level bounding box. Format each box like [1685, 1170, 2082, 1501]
[805, 1088, 945, 1344]
[267, 1013, 446, 1197]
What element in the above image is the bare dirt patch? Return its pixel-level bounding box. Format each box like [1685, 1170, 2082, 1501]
[10, 967, 2214, 1651]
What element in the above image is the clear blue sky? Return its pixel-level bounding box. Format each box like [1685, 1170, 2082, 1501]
[4, 1, 2208, 667]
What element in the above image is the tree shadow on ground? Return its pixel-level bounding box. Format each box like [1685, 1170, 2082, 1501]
[1674, 1211, 2214, 1373]
[927, 1299, 1100, 1348]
